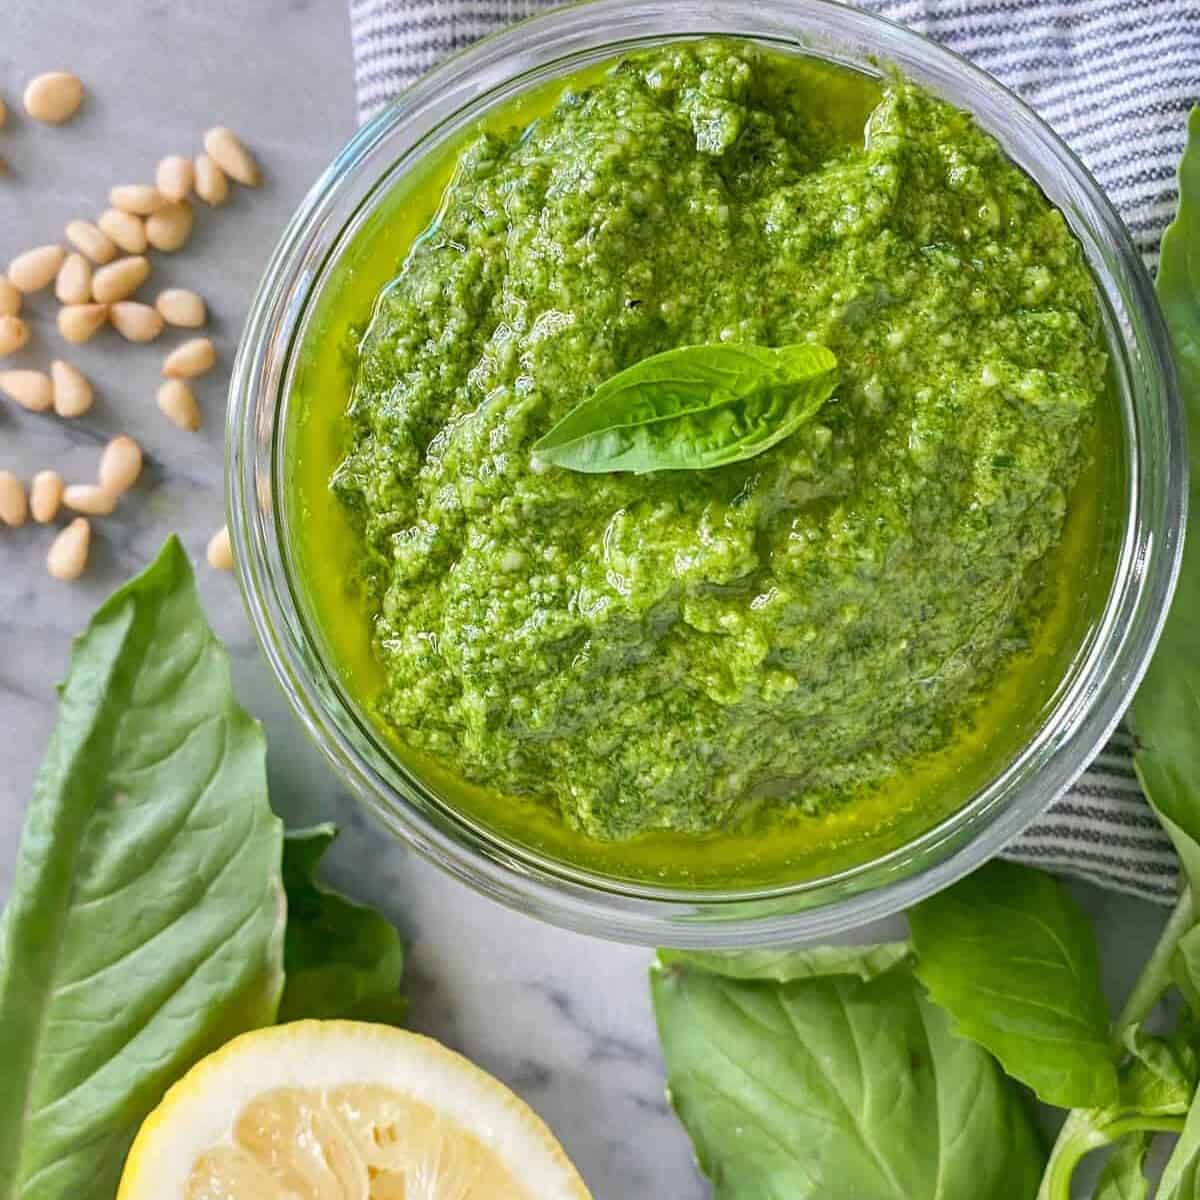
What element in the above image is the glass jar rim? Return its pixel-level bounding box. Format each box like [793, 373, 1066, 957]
[228, 0, 1186, 947]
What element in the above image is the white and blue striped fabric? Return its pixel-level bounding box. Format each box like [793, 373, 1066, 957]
[349, 0, 1199, 903]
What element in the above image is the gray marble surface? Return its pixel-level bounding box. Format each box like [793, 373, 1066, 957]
[0, 3, 1176, 1197]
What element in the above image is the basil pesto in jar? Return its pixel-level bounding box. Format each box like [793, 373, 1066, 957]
[287, 40, 1119, 884]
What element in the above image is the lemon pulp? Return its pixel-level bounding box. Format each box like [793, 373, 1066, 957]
[186, 1084, 532, 1199]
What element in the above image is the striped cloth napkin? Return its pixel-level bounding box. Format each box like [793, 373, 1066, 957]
[348, 0, 1198, 904]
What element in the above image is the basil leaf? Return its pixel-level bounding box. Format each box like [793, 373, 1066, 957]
[1119, 1027, 1198, 1117]
[1037, 1031, 1197, 1198]
[532, 342, 838, 473]
[1142, 111, 1200, 1200]
[1131, 105, 1200, 890]
[1094, 1135, 1151, 1200]
[650, 959, 1045, 1199]
[279, 824, 406, 1024]
[909, 860, 1118, 1108]
[0, 537, 285, 1200]
[1093, 113, 1200, 1048]
[1034, 1021, 1197, 1198]
[658, 942, 911, 983]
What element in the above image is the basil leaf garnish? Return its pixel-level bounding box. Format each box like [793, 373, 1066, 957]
[532, 342, 838, 474]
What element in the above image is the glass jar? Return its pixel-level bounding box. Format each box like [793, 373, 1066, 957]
[228, 0, 1185, 947]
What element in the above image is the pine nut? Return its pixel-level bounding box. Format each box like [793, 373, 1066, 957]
[146, 202, 193, 253]
[155, 288, 206, 328]
[65, 219, 117, 265]
[97, 436, 141, 496]
[157, 379, 201, 430]
[0, 315, 30, 356]
[156, 155, 194, 202]
[9, 244, 66, 293]
[0, 277, 21, 318]
[56, 253, 93, 305]
[110, 301, 163, 343]
[92, 255, 150, 303]
[47, 517, 90, 580]
[58, 303, 108, 344]
[23, 72, 84, 124]
[98, 435, 143, 496]
[50, 360, 94, 418]
[203, 127, 261, 187]
[193, 154, 229, 206]
[162, 336, 216, 379]
[207, 524, 233, 570]
[0, 369, 53, 412]
[98, 208, 147, 254]
[0, 471, 27, 527]
[30, 469, 63, 523]
[63, 483, 116, 515]
[109, 184, 166, 215]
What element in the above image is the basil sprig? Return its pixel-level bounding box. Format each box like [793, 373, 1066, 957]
[532, 342, 838, 474]
[649, 107, 1200, 1200]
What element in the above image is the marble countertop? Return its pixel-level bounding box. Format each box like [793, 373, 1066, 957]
[0, 3, 1173, 1196]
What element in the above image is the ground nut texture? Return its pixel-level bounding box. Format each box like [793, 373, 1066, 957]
[331, 40, 1105, 840]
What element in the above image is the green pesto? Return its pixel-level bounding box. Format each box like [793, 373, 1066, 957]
[329, 40, 1106, 842]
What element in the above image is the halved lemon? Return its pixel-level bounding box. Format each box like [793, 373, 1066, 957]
[117, 1020, 591, 1200]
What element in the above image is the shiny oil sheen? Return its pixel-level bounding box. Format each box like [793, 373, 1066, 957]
[285, 41, 1122, 888]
